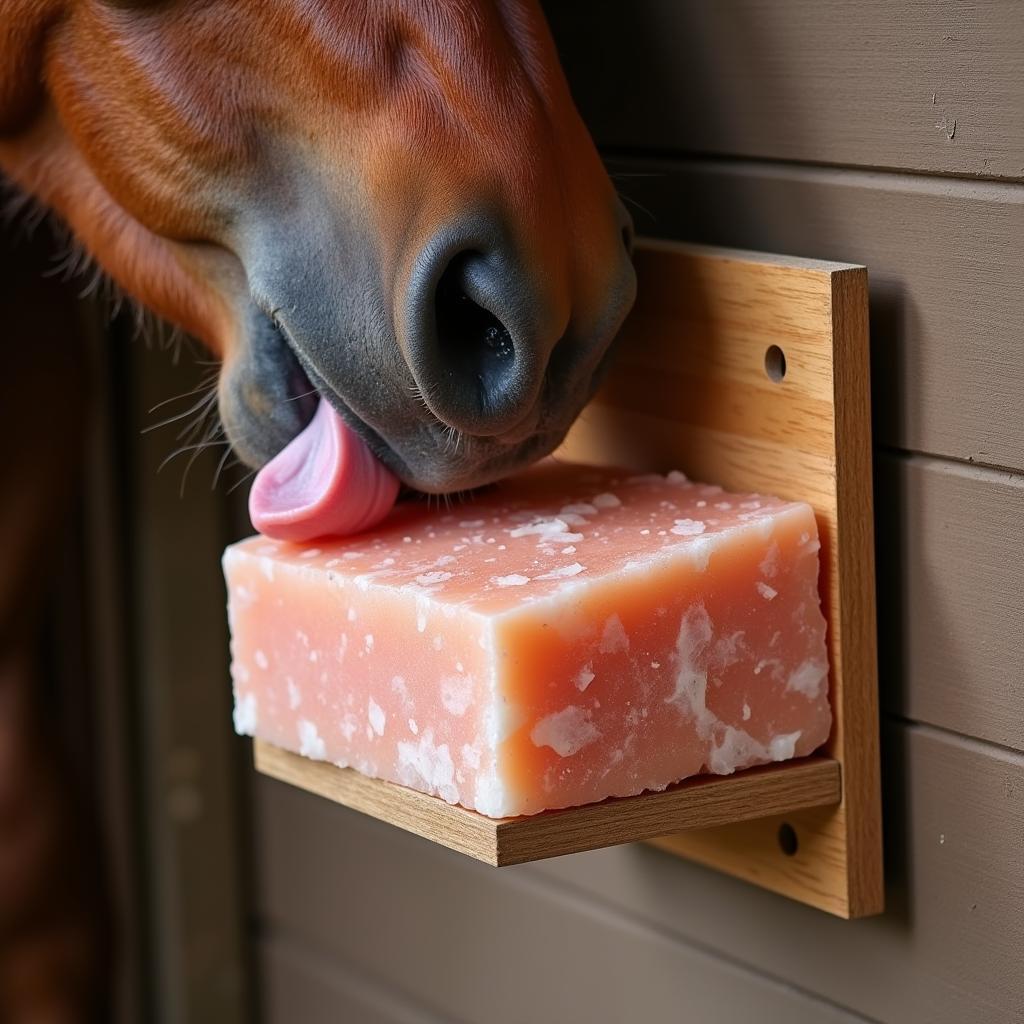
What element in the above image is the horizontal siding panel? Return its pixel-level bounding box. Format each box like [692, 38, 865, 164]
[545, 0, 1024, 179]
[254, 723, 1024, 1023]
[261, 937, 454, 1024]
[603, 156, 1024, 470]
[254, 780, 870, 1024]
[876, 454, 1024, 750]
[531, 724, 1024, 1024]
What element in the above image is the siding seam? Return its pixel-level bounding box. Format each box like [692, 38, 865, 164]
[599, 145, 1024, 190]
[876, 446, 1024, 485]
[883, 714, 1024, 766]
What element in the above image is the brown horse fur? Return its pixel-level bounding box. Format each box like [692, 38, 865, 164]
[1, 2, 635, 1018]
[1, 0, 635, 492]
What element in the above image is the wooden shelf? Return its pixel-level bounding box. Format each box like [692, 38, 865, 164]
[256, 741, 841, 867]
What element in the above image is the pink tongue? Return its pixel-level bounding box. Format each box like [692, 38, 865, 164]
[249, 400, 399, 541]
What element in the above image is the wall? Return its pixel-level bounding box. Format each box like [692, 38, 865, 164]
[254, 4, 1024, 1022]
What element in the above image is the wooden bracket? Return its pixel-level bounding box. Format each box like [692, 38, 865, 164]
[558, 240, 883, 918]
[254, 240, 883, 919]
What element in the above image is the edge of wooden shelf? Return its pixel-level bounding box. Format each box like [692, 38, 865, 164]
[255, 739, 841, 868]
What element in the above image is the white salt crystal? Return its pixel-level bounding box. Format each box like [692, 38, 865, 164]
[441, 674, 474, 716]
[367, 698, 386, 736]
[416, 570, 453, 586]
[536, 562, 585, 580]
[671, 518, 706, 536]
[575, 664, 596, 692]
[599, 613, 629, 653]
[759, 543, 780, 578]
[297, 719, 326, 758]
[787, 659, 828, 699]
[769, 731, 801, 760]
[233, 693, 258, 735]
[492, 573, 530, 587]
[530, 706, 601, 757]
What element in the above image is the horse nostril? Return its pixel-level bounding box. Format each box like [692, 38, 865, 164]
[435, 253, 517, 396]
[621, 224, 634, 255]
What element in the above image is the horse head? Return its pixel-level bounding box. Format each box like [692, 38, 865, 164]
[1, 0, 636, 500]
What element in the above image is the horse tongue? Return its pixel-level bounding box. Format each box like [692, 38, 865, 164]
[248, 400, 399, 541]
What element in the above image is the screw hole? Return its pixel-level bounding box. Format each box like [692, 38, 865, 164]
[777, 822, 799, 856]
[764, 344, 787, 383]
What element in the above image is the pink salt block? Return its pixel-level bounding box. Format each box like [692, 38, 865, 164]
[224, 463, 831, 818]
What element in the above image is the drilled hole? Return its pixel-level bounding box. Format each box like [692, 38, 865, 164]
[764, 344, 787, 383]
[777, 822, 799, 856]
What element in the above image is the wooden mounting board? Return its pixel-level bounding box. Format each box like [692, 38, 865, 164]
[557, 240, 883, 918]
[256, 741, 840, 867]
[252, 239, 882, 918]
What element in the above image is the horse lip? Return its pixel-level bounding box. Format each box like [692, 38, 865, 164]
[264, 312, 411, 481]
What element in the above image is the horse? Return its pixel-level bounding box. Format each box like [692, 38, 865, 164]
[0, 1, 635, 1017]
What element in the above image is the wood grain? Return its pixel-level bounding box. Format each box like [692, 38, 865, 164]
[602, 156, 1024, 472]
[558, 240, 883, 917]
[255, 779, 873, 1024]
[255, 741, 840, 868]
[545, 0, 1024, 180]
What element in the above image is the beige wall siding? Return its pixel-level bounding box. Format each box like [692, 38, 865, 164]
[876, 455, 1024, 750]
[546, 0, 1024, 180]
[254, 4, 1024, 1021]
[257, 781, 875, 1024]
[256, 720, 1024, 1023]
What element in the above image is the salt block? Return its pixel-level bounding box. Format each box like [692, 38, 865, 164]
[224, 463, 831, 818]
